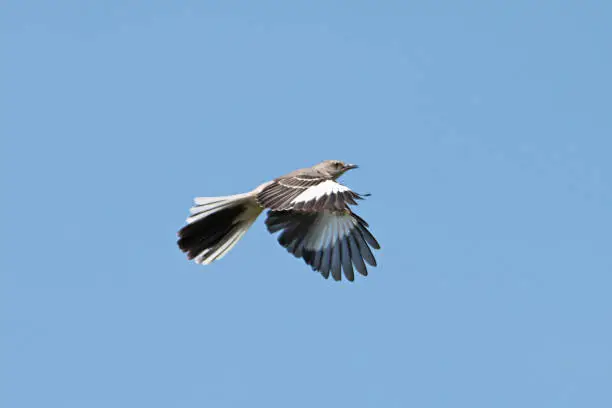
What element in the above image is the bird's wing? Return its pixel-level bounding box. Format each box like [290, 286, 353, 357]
[257, 175, 364, 212]
[265, 209, 380, 281]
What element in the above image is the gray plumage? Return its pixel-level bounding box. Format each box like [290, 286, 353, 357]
[177, 160, 380, 281]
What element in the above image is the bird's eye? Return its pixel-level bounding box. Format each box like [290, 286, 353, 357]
[335, 161, 342, 167]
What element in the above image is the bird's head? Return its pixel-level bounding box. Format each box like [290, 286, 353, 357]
[313, 160, 358, 179]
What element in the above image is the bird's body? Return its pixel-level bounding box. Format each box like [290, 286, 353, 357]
[177, 160, 380, 281]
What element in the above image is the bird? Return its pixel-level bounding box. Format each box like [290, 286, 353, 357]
[177, 160, 380, 281]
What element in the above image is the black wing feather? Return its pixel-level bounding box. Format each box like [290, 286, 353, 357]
[264, 209, 380, 281]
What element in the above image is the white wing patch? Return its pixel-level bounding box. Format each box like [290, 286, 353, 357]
[291, 180, 352, 204]
[303, 213, 356, 250]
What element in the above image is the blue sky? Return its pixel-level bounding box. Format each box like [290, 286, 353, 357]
[1, 1, 611, 407]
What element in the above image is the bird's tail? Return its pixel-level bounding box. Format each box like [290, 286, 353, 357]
[177, 192, 263, 264]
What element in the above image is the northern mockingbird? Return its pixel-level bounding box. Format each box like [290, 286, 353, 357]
[177, 160, 380, 281]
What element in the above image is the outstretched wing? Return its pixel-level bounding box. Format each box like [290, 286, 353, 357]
[265, 209, 380, 281]
[257, 176, 364, 212]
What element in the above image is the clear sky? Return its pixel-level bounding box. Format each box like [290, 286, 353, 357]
[1, 1, 611, 407]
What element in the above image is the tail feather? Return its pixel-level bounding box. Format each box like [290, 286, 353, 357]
[187, 193, 251, 222]
[178, 194, 262, 265]
[197, 225, 249, 264]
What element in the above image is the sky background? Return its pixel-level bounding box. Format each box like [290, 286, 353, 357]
[1, 1, 611, 407]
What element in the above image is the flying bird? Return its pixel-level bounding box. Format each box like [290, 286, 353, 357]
[177, 160, 380, 281]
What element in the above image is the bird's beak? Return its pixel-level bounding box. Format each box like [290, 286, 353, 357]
[343, 163, 358, 171]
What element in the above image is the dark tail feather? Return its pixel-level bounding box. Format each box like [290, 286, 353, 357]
[178, 195, 261, 265]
